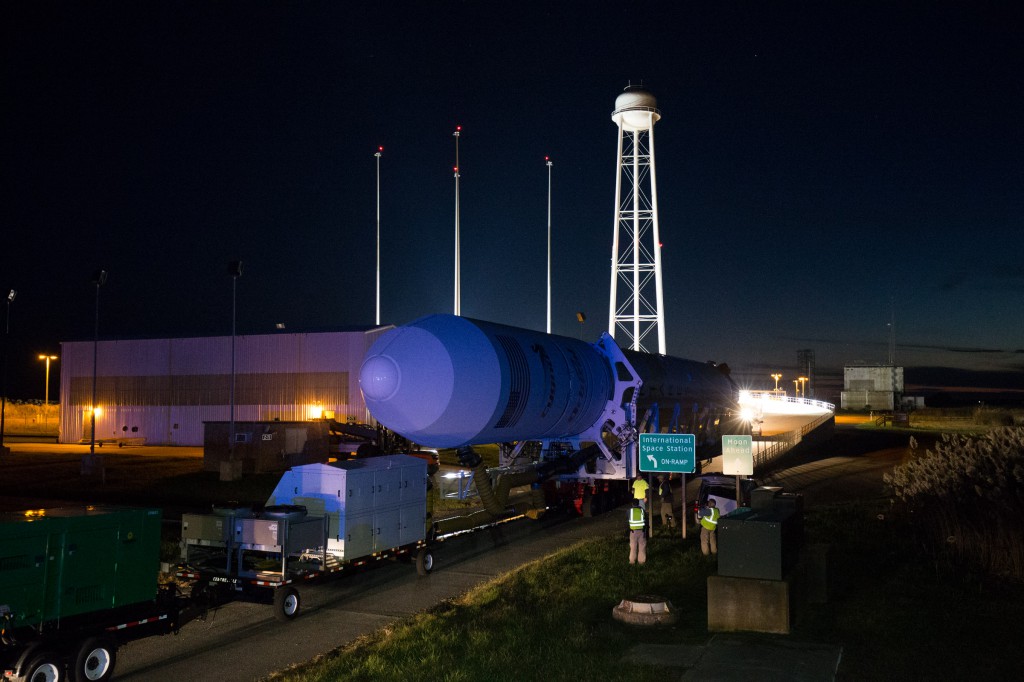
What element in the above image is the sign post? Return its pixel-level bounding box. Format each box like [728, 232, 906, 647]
[639, 433, 696, 540]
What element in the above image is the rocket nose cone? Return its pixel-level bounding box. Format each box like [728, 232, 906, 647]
[360, 354, 401, 401]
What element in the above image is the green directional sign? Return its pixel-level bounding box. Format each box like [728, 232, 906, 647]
[638, 433, 696, 473]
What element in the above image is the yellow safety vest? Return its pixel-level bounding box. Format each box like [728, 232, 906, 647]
[700, 507, 720, 531]
[628, 506, 645, 530]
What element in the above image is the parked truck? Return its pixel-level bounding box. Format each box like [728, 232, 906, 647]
[0, 506, 179, 682]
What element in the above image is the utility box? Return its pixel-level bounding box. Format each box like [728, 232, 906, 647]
[750, 486, 783, 511]
[0, 507, 162, 631]
[718, 494, 803, 581]
[265, 455, 428, 560]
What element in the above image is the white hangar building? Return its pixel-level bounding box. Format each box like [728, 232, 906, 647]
[57, 327, 389, 446]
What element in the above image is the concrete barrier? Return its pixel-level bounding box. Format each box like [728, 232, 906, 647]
[707, 574, 791, 634]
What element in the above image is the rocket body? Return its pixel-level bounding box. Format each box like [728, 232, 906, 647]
[359, 315, 614, 448]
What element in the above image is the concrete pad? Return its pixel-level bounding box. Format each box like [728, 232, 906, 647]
[681, 634, 842, 681]
[623, 642, 704, 668]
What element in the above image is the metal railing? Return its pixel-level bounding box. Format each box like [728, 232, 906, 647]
[751, 410, 835, 471]
[742, 391, 835, 412]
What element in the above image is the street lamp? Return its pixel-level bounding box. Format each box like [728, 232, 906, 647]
[798, 376, 808, 398]
[90, 271, 106, 454]
[771, 373, 782, 393]
[38, 354, 58, 405]
[793, 379, 799, 397]
[1, 289, 16, 453]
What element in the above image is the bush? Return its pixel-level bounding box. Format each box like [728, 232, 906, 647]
[884, 427, 1024, 579]
[973, 407, 1016, 427]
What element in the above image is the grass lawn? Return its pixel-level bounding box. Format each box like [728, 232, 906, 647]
[265, 501, 1024, 681]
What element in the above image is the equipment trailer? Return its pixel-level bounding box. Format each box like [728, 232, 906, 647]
[175, 455, 433, 621]
[1, 507, 182, 682]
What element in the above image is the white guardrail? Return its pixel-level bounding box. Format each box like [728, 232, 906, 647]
[741, 391, 835, 413]
[739, 392, 836, 470]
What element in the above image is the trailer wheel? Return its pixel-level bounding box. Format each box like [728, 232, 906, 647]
[74, 637, 117, 682]
[415, 547, 434, 575]
[23, 651, 62, 682]
[273, 585, 301, 621]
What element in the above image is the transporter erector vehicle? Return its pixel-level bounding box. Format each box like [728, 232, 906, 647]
[359, 315, 740, 514]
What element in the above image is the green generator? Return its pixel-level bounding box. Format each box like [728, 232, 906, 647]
[0, 506, 162, 631]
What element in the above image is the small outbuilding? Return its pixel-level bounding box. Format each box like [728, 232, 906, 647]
[840, 364, 903, 411]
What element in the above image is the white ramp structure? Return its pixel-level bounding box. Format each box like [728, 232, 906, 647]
[608, 85, 666, 354]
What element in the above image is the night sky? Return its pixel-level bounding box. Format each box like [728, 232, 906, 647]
[2, 1, 1022, 404]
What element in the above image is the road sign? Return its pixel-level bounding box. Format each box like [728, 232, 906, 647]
[638, 433, 696, 473]
[722, 434, 753, 475]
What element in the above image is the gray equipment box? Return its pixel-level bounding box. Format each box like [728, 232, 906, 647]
[181, 513, 230, 544]
[233, 516, 326, 553]
[265, 455, 428, 561]
[718, 505, 802, 581]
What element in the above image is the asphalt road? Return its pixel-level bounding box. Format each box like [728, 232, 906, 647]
[115, 510, 624, 681]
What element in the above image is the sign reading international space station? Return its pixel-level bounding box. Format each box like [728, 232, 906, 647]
[638, 433, 696, 474]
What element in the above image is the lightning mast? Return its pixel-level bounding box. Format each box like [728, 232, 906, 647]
[608, 84, 666, 354]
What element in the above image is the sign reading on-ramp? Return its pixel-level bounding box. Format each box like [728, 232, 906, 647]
[638, 433, 696, 473]
[722, 434, 753, 476]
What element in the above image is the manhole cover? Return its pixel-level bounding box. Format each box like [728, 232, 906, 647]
[612, 594, 679, 626]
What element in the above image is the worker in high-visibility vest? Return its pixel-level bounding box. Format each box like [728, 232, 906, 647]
[628, 500, 647, 565]
[631, 476, 649, 509]
[697, 498, 720, 556]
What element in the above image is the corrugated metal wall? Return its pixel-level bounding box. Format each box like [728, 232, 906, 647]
[58, 329, 389, 445]
[842, 365, 904, 392]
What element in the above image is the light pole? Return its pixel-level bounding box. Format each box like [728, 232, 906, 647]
[228, 261, 243, 461]
[453, 126, 461, 316]
[546, 156, 553, 334]
[38, 354, 58, 405]
[771, 373, 782, 393]
[90, 270, 107, 455]
[376, 144, 385, 325]
[38, 354, 58, 428]
[798, 376, 808, 398]
[1, 289, 16, 453]
[793, 379, 799, 397]
[576, 311, 586, 341]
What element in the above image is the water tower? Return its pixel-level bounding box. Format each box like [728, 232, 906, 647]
[608, 84, 666, 354]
